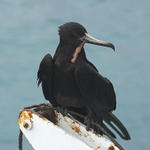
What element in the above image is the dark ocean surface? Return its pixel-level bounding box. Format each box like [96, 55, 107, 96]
[0, 0, 150, 149]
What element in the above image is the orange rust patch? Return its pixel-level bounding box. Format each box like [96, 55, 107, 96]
[28, 111, 33, 119]
[23, 122, 29, 129]
[71, 125, 81, 133]
[18, 110, 33, 126]
[108, 145, 115, 150]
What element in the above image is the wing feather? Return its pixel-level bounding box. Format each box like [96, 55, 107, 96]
[37, 54, 54, 103]
[74, 63, 116, 113]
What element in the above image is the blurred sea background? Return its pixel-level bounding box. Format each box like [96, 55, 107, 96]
[0, 0, 150, 149]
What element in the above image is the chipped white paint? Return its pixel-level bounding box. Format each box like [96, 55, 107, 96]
[18, 110, 119, 150]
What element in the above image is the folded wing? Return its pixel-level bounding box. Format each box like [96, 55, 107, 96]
[74, 63, 116, 114]
[37, 54, 55, 105]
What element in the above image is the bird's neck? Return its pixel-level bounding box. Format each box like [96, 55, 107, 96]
[53, 42, 87, 65]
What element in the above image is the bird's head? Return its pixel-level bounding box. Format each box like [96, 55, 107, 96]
[58, 22, 115, 63]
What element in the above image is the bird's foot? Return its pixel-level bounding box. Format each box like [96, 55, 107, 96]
[84, 116, 93, 131]
[39, 108, 57, 124]
[56, 106, 68, 116]
[94, 120, 103, 135]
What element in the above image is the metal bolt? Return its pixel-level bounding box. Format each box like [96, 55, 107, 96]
[23, 120, 33, 130]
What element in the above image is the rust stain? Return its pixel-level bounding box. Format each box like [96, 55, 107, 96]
[23, 122, 29, 129]
[71, 125, 81, 134]
[18, 110, 33, 126]
[28, 111, 33, 119]
[108, 145, 115, 150]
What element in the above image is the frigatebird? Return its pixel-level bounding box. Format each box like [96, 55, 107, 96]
[37, 22, 130, 140]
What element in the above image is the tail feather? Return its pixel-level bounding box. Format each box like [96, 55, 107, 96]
[103, 112, 131, 140]
[102, 123, 116, 139]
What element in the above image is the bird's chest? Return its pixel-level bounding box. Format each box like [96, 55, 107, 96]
[54, 61, 74, 80]
[53, 62, 82, 107]
[54, 62, 77, 94]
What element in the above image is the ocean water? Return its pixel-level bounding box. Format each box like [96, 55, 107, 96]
[0, 0, 150, 149]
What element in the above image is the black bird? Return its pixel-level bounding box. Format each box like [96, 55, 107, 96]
[37, 22, 130, 140]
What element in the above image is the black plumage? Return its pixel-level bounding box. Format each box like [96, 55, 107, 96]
[37, 22, 130, 140]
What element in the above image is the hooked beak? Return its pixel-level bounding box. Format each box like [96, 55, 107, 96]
[81, 33, 115, 51]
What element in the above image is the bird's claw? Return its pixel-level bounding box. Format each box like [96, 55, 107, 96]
[56, 106, 68, 116]
[84, 116, 92, 131]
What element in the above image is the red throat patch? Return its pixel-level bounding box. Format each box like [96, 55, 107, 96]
[71, 41, 85, 63]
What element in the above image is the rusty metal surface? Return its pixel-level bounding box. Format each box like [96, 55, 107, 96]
[18, 109, 119, 150]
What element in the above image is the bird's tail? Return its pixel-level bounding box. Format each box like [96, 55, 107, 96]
[103, 112, 131, 140]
